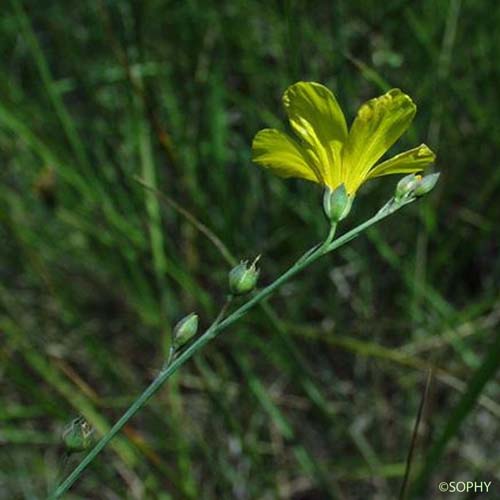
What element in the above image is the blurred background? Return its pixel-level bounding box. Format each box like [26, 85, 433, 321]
[1, 0, 499, 498]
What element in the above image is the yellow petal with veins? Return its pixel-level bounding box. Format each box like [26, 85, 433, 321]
[366, 144, 436, 180]
[343, 89, 416, 192]
[251, 128, 320, 183]
[283, 82, 348, 187]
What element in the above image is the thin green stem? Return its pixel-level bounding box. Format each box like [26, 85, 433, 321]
[51, 195, 416, 498]
[398, 368, 433, 500]
[325, 223, 337, 247]
[213, 295, 234, 326]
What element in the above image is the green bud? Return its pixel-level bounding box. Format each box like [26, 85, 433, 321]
[62, 418, 94, 452]
[413, 172, 440, 196]
[229, 257, 260, 295]
[395, 173, 422, 200]
[323, 184, 352, 223]
[173, 312, 199, 349]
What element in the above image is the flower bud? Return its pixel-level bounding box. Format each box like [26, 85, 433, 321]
[173, 312, 199, 349]
[413, 172, 440, 197]
[323, 184, 352, 223]
[62, 418, 94, 452]
[229, 258, 260, 295]
[395, 174, 422, 200]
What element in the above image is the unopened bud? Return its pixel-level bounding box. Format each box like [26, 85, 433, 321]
[229, 257, 260, 295]
[323, 184, 352, 223]
[173, 312, 199, 349]
[395, 174, 422, 200]
[62, 418, 94, 452]
[413, 173, 440, 196]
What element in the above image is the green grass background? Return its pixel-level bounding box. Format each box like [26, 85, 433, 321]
[1, 0, 499, 498]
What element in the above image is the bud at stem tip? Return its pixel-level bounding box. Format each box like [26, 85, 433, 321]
[229, 257, 260, 295]
[173, 312, 199, 349]
[323, 184, 352, 223]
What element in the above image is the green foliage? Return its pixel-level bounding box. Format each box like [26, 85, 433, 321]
[1, 0, 499, 498]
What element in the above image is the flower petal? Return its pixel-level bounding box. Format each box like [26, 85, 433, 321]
[251, 128, 320, 183]
[282, 82, 348, 186]
[343, 89, 416, 190]
[366, 144, 436, 180]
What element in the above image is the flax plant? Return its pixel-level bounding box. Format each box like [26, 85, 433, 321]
[52, 82, 439, 498]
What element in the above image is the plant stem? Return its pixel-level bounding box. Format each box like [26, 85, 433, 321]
[325, 223, 337, 247]
[398, 368, 433, 500]
[51, 196, 416, 498]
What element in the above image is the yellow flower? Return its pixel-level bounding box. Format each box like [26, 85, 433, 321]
[252, 82, 436, 195]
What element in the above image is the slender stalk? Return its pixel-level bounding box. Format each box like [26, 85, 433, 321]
[408, 326, 500, 498]
[398, 368, 433, 500]
[325, 223, 337, 247]
[135, 177, 238, 267]
[212, 295, 234, 326]
[51, 195, 416, 498]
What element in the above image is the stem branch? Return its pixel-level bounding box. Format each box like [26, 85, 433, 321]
[51, 196, 415, 498]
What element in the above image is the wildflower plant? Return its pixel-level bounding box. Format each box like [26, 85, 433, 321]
[52, 82, 440, 498]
